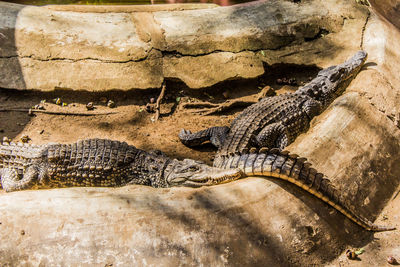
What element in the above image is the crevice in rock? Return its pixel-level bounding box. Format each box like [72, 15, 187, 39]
[0, 48, 254, 62]
[159, 48, 257, 58]
[0, 54, 18, 59]
[0, 53, 157, 63]
[360, 9, 371, 49]
[0, 46, 291, 63]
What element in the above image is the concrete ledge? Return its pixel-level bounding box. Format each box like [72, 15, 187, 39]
[0, 0, 368, 91]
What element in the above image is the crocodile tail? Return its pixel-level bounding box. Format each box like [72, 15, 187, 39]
[220, 148, 396, 232]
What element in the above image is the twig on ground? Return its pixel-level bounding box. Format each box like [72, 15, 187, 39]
[0, 108, 117, 116]
[154, 82, 166, 121]
[179, 86, 274, 116]
[392, 189, 400, 200]
[181, 99, 257, 116]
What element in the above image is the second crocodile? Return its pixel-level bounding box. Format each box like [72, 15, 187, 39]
[179, 51, 367, 167]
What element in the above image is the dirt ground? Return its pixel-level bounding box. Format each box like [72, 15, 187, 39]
[0, 63, 319, 164]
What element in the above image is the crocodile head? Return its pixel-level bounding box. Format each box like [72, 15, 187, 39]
[299, 50, 368, 106]
[165, 159, 243, 187]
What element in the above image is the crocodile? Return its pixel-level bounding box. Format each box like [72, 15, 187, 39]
[215, 147, 395, 232]
[176, 50, 395, 231]
[0, 139, 242, 191]
[178, 51, 368, 167]
[0, 138, 394, 231]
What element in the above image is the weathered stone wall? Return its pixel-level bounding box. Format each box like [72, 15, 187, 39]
[0, 0, 368, 91]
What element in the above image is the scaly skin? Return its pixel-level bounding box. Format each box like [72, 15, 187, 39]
[178, 51, 395, 231]
[0, 139, 394, 231]
[217, 148, 395, 232]
[179, 51, 368, 167]
[0, 139, 241, 192]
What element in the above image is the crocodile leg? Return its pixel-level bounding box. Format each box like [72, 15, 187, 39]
[179, 126, 230, 148]
[302, 98, 322, 119]
[255, 122, 288, 150]
[0, 166, 40, 192]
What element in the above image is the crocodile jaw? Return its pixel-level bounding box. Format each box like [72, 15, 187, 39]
[180, 168, 243, 187]
[297, 50, 368, 106]
[321, 51, 367, 102]
[165, 159, 243, 187]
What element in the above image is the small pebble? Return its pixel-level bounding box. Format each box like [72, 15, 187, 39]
[54, 98, 62, 105]
[145, 103, 155, 113]
[387, 256, 398, 265]
[33, 104, 45, 110]
[20, 135, 31, 143]
[2, 137, 10, 143]
[38, 129, 44, 135]
[20, 230, 25, 235]
[107, 100, 116, 108]
[86, 102, 94, 110]
[277, 77, 297, 86]
[258, 86, 276, 100]
[289, 78, 298, 86]
[346, 249, 357, 260]
[222, 91, 230, 99]
[150, 98, 155, 104]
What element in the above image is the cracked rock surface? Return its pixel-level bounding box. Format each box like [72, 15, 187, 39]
[0, 0, 368, 90]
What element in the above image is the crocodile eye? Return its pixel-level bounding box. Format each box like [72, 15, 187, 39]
[329, 68, 346, 82]
[188, 166, 199, 171]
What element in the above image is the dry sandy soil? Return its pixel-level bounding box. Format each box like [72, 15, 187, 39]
[0, 64, 319, 165]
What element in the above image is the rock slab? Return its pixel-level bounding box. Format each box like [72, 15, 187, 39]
[0, 0, 368, 90]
